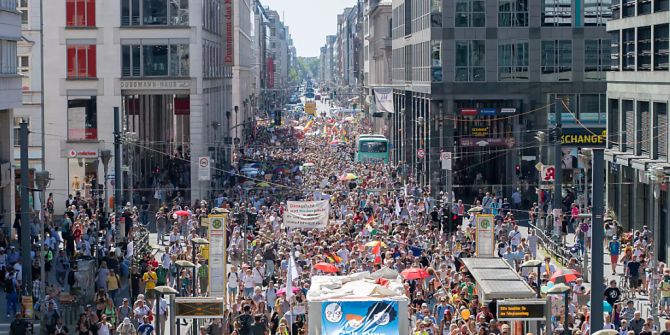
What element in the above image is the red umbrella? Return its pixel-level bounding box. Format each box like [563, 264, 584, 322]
[276, 287, 301, 296]
[314, 262, 338, 273]
[174, 210, 190, 216]
[400, 268, 430, 280]
[549, 269, 581, 284]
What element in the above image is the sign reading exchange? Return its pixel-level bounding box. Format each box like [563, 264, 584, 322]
[497, 300, 546, 321]
[561, 127, 606, 147]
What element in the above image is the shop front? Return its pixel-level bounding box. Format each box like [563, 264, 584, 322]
[453, 100, 520, 199]
[60, 143, 100, 199]
[120, 78, 194, 206]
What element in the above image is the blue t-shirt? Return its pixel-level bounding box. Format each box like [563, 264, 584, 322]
[609, 241, 621, 256]
[138, 323, 155, 335]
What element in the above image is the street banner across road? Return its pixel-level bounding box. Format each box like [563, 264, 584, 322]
[475, 214, 495, 257]
[283, 211, 329, 229]
[321, 301, 399, 335]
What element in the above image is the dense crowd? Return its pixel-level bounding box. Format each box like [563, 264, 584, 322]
[2, 106, 666, 335]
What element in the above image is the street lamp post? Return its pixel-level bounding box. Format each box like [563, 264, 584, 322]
[100, 150, 112, 214]
[35, 171, 50, 335]
[521, 259, 544, 335]
[174, 260, 195, 335]
[153, 285, 178, 335]
[191, 237, 209, 297]
[548, 283, 571, 335]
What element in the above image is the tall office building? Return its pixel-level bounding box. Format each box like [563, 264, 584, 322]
[0, 0, 22, 233]
[390, 0, 610, 198]
[42, 0, 230, 212]
[605, 0, 670, 259]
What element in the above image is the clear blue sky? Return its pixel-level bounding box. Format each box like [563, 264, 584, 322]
[262, 0, 358, 58]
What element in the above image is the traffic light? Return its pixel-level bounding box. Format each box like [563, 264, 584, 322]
[515, 164, 521, 177]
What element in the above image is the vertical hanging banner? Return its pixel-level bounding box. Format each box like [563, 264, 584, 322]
[208, 212, 228, 297]
[223, 0, 234, 65]
[475, 214, 495, 257]
[321, 301, 399, 335]
[373, 88, 394, 114]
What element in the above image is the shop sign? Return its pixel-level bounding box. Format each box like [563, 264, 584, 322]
[561, 127, 606, 147]
[61, 147, 99, 158]
[497, 300, 546, 321]
[120, 79, 191, 90]
[460, 137, 516, 148]
[479, 108, 497, 116]
[224, 0, 234, 65]
[500, 108, 517, 114]
[471, 127, 489, 137]
[460, 108, 478, 116]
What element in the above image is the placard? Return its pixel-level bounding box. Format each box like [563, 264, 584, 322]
[497, 300, 546, 321]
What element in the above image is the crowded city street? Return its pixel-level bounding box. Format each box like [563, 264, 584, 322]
[2, 90, 664, 335]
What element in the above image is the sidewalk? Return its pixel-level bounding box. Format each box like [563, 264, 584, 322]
[523, 226, 656, 320]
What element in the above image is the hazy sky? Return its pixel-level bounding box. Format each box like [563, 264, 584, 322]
[261, 0, 358, 58]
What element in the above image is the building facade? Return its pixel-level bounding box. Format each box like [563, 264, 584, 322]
[605, 0, 670, 260]
[0, 0, 22, 233]
[390, 0, 610, 199]
[43, 0, 230, 212]
[364, 0, 392, 135]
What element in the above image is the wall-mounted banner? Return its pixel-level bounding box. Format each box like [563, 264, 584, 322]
[373, 88, 394, 114]
[561, 127, 606, 147]
[321, 301, 399, 335]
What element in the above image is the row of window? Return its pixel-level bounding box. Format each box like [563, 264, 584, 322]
[63, 42, 190, 79]
[611, 24, 669, 71]
[613, 0, 669, 19]
[393, 0, 611, 34]
[609, 98, 669, 159]
[62, 0, 191, 28]
[0, 0, 16, 11]
[452, 39, 610, 82]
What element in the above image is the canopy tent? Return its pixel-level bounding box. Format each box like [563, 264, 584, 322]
[461, 257, 537, 301]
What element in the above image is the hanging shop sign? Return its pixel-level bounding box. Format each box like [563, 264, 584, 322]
[560, 127, 606, 147]
[479, 108, 497, 116]
[460, 108, 478, 116]
[460, 137, 516, 148]
[60, 143, 99, 158]
[471, 127, 489, 137]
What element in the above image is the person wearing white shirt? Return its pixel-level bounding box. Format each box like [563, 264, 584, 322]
[241, 268, 255, 298]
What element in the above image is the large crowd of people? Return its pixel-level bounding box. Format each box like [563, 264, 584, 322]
[2, 104, 665, 335]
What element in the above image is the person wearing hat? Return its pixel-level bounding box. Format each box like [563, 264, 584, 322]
[116, 317, 137, 335]
[609, 235, 622, 275]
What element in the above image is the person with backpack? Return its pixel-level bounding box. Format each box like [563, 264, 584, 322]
[116, 317, 138, 335]
[237, 305, 253, 335]
[228, 265, 240, 306]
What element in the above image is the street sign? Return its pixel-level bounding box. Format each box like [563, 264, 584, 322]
[497, 300, 546, 321]
[475, 214, 495, 257]
[198, 156, 211, 181]
[541, 165, 556, 182]
[440, 151, 452, 170]
[175, 297, 225, 319]
[417, 148, 425, 159]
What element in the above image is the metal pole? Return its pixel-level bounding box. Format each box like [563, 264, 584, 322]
[590, 148, 605, 332]
[114, 107, 122, 238]
[564, 292, 570, 335]
[19, 122, 32, 295]
[156, 294, 161, 335]
[553, 98, 564, 240]
[38, 177, 47, 335]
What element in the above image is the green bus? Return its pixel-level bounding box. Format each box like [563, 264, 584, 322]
[355, 135, 390, 163]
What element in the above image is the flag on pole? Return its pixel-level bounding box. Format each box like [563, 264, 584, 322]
[366, 214, 376, 227]
[286, 252, 299, 301]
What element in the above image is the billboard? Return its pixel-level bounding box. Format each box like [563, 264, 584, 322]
[321, 301, 399, 335]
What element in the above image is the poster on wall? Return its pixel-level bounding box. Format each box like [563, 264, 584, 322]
[321, 301, 399, 335]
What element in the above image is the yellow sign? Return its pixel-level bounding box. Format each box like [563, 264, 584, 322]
[561, 128, 606, 147]
[471, 127, 489, 137]
[305, 101, 317, 116]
